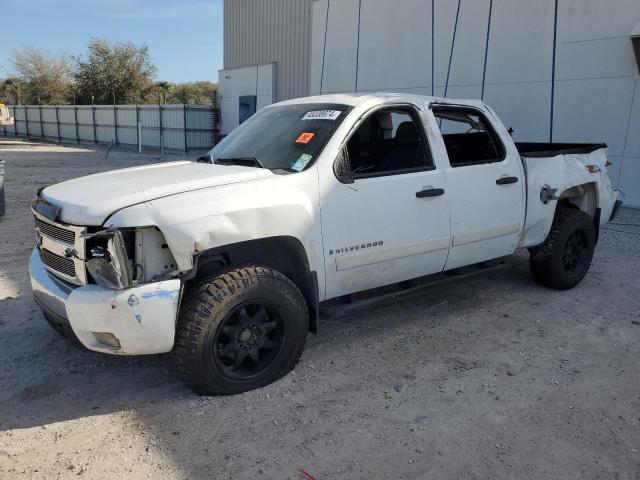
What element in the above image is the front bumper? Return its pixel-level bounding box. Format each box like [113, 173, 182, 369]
[30, 248, 181, 355]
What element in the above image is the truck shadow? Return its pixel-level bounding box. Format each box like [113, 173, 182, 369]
[2, 250, 584, 478]
[0, 252, 534, 433]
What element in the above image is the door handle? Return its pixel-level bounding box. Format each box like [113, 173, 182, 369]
[416, 188, 445, 198]
[496, 176, 519, 185]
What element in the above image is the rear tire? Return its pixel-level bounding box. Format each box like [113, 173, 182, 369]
[529, 206, 596, 290]
[174, 266, 308, 395]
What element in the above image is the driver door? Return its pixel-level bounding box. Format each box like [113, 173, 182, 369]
[319, 105, 451, 300]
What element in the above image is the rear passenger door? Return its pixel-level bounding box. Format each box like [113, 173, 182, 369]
[432, 106, 525, 270]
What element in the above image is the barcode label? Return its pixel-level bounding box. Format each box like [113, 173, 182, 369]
[302, 110, 342, 121]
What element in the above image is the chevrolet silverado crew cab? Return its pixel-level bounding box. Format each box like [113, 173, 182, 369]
[30, 93, 622, 395]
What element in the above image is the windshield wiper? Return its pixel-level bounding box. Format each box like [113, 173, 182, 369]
[215, 157, 264, 168]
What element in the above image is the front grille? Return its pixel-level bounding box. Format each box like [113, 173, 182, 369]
[34, 217, 75, 244]
[39, 249, 76, 278]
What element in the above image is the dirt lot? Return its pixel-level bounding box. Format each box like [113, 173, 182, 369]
[0, 137, 639, 479]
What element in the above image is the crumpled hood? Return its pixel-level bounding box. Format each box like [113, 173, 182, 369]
[41, 161, 274, 225]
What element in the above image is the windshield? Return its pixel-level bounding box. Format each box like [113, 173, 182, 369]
[207, 103, 352, 172]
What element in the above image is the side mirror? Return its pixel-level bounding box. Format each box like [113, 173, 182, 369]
[334, 147, 354, 184]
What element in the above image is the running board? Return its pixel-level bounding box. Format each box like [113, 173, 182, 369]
[320, 259, 510, 320]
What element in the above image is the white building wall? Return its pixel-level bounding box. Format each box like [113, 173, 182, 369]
[218, 63, 277, 135]
[309, 0, 640, 206]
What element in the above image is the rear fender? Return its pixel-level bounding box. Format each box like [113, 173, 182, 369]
[520, 148, 616, 248]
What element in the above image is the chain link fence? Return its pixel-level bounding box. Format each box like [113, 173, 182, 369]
[1, 102, 220, 152]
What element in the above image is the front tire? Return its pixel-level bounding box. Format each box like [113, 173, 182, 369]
[529, 206, 596, 290]
[174, 266, 308, 395]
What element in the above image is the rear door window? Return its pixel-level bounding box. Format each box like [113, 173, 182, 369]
[432, 107, 505, 167]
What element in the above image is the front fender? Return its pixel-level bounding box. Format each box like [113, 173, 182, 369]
[106, 170, 325, 292]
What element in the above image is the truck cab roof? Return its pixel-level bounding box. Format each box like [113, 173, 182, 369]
[274, 92, 488, 111]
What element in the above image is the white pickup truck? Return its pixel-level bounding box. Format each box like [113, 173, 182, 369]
[30, 93, 622, 395]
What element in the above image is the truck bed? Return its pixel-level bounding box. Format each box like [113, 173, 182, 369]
[516, 142, 607, 158]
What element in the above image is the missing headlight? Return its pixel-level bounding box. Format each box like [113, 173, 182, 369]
[85, 230, 134, 289]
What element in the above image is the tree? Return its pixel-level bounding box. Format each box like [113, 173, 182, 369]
[152, 81, 174, 104]
[74, 37, 157, 104]
[11, 47, 72, 104]
[166, 81, 217, 104]
[143, 81, 217, 104]
[0, 77, 28, 105]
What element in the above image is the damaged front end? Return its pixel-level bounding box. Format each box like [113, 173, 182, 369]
[82, 225, 179, 289]
[31, 218, 184, 355]
[84, 229, 135, 289]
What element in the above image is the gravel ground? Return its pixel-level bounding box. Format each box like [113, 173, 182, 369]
[0, 138, 639, 480]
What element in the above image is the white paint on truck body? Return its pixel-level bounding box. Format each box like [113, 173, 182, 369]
[40, 161, 274, 226]
[66, 280, 181, 355]
[520, 148, 616, 247]
[439, 104, 527, 271]
[106, 167, 324, 291]
[31, 93, 620, 355]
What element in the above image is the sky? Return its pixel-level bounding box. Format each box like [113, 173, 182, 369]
[0, 0, 224, 83]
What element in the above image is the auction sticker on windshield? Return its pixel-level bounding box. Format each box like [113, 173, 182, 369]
[295, 132, 316, 144]
[291, 153, 313, 172]
[302, 110, 342, 121]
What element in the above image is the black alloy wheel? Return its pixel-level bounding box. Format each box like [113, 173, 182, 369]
[562, 230, 588, 273]
[174, 265, 308, 395]
[213, 301, 285, 380]
[529, 206, 596, 290]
